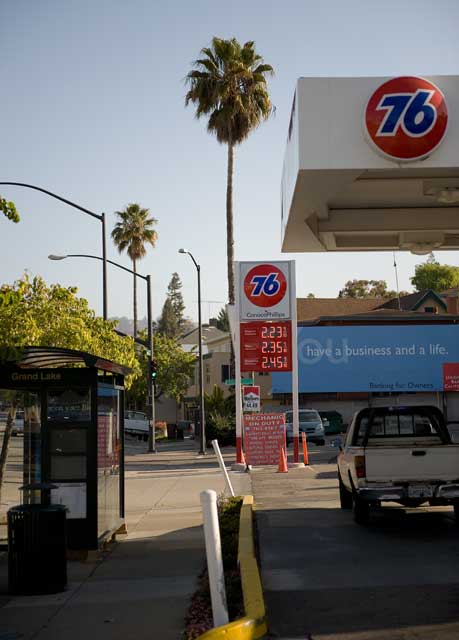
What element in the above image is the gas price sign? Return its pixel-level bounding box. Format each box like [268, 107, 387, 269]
[240, 321, 292, 372]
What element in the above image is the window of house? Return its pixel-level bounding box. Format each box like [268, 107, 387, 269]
[424, 306, 437, 313]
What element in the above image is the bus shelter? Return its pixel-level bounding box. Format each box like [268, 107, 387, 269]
[0, 347, 130, 550]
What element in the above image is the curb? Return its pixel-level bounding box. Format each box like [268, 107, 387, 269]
[197, 495, 267, 639]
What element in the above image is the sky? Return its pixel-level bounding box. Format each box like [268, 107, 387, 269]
[2, 0, 459, 324]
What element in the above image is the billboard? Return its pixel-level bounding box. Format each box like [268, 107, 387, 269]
[272, 325, 459, 393]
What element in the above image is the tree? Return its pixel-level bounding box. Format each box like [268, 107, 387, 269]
[0, 274, 140, 386]
[338, 279, 396, 298]
[186, 38, 274, 305]
[306, 293, 316, 299]
[410, 256, 459, 292]
[215, 306, 229, 332]
[157, 272, 188, 338]
[126, 330, 196, 407]
[0, 196, 19, 223]
[111, 203, 158, 338]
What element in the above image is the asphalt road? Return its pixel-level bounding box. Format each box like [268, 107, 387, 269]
[252, 441, 459, 640]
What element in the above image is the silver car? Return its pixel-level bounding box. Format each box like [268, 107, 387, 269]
[285, 409, 325, 446]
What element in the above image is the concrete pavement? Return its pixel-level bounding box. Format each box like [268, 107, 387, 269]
[253, 443, 459, 640]
[0, 439, 250, 640]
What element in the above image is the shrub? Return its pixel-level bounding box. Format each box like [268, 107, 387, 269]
[205, 411, 235, 447]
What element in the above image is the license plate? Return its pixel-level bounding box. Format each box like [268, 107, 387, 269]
[408, 484, 433, 498]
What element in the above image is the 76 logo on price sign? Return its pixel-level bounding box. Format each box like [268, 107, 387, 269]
[244, 264, 287, 308]
[365, 76, 448, 162]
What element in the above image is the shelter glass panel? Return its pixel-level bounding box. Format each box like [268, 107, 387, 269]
[97, 384, 121, 538]
[0, 390, 41, 542]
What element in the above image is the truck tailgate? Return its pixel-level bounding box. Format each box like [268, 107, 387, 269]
[365, 445, 459, 482]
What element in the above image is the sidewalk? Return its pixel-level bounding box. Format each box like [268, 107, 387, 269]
[0, 439, 251, 640]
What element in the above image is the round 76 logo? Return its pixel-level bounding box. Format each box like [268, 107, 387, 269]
[244, 264, 287, 308]
[365, 76, 448, 161]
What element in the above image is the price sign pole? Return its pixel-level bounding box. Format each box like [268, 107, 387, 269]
[291, 262, 300, 463]
[235, 266, 244, 465]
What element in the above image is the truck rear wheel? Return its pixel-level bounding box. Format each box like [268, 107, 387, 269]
[339, 474, 352, 509]
[353, 494, 370, 525]
[453, 500, 459, 525]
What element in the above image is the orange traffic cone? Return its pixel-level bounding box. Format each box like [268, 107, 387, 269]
[302, 432, 309, 466]
[277, 446, 288, 473]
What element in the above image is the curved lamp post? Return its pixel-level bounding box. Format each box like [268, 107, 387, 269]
[179, 248, 206, 455]
[0, 182, 107, 320]
[49, 253, 156, 453]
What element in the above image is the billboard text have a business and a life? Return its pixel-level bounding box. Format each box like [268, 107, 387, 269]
[272, 325, 459, 394]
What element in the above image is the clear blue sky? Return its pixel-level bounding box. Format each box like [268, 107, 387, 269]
[2, 0, 459, 323]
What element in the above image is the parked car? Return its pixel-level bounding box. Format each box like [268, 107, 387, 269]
[285, 409, 325, 446]
[319, 410, 344, 434]
[11, 410, 24, 436]
[337, 405, 459, 525]
[124, 410, 149, 441]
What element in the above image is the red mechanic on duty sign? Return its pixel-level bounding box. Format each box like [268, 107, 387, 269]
[365, 76, 448, 162]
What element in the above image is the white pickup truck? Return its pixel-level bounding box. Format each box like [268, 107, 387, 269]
[337, 405, 459, 524]
[124, 410, 150, 441]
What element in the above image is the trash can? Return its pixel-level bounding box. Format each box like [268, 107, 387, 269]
[8, 483, 67, 595]
[167, 424, 177, 440]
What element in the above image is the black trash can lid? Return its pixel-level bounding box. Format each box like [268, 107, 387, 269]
[19, 483, 58, 491]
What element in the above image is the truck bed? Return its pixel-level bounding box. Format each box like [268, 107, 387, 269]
[365, 443, 459, 482]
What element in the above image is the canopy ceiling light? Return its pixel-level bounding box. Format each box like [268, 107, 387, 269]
[400, 241, 443, 255]
[437, 188, 459, 204]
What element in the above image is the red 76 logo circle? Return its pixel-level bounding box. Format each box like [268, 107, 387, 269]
[365, 76, 448, 161]
[244, 264, 287, 308]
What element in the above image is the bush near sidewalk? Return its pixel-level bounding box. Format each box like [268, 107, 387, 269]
[183, 496, 243, 639]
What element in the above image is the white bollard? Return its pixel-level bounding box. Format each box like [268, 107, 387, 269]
[200, 490, 229, 628]
[211, 439, 235, 497]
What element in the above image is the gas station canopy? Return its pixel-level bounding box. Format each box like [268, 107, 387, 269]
[281, 75, 459, 254]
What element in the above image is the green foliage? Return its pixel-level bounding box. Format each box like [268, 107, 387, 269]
[338, 279, 398, 298]
[204, 385, 234, 416]
[185, 37, 274, 306]
[112, 203, 158, 262]
[218, 496, 243, 570]
[0, 274, 140, 387]
[410, 256, 459, 292]
[127, 329, 196, 405]
[185, 37, 274, 146]
[157, 272, 188, 338]
[204, 386, 235, 446]
[215, 306, 229, 332]
[112, 203, 158, 336]
[0, 196, 20, 223]
[206, 412, 235, 447]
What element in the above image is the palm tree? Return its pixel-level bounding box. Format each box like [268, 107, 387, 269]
[186, 37, 274, 305]
[112, 203, 158, 338]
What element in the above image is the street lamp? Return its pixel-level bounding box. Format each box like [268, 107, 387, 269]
[0, 182, 108, 320]
[179, 248, 206, 456]
[48, 253, 156, 453]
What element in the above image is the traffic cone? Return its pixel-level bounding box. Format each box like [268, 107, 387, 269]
[277, 446, 288, 473]
[302, 432, 309, 466]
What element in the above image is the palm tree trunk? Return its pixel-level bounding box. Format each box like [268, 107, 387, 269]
[133, 258, 138, 338]
[226, 141, 235, 305]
